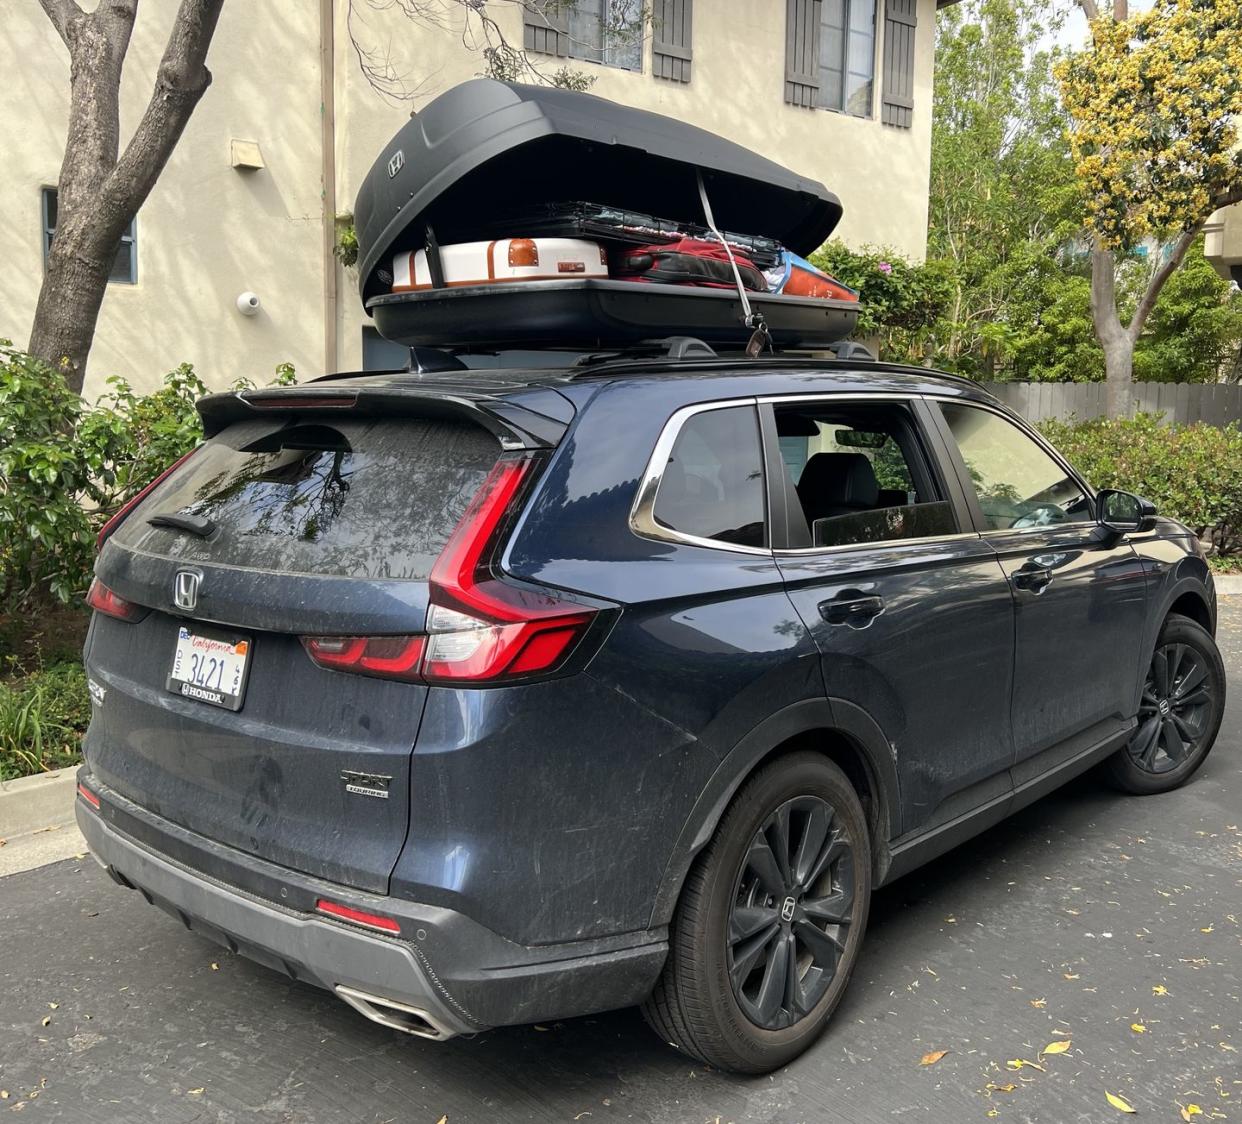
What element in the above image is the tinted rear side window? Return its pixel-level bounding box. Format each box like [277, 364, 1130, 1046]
[652, 405, 766, 548]
[114, 417, 500, 580]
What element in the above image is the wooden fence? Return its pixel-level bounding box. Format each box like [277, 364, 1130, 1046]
[982, 381, 1242, 426]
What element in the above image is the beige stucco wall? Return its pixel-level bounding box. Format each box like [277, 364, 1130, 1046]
[3, 0, 938, 393]
[1, 2, 327, 400]
[1205, 204, 1242, 282]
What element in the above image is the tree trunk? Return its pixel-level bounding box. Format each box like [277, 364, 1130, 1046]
[29, 0, 223, 393]
[1102, 333, 1135, 418]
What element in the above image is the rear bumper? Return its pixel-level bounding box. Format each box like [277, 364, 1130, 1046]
[75, 771, 666, 1034]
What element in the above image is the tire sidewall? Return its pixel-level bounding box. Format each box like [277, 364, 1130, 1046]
[695, 754, 871, 1071]
[1110, 615, 1226, 794]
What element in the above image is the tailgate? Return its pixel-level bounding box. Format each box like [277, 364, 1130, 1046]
[84, 412, 503, 893]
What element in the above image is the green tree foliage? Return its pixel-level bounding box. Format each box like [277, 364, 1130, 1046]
[0, 342, 295, 610]
[929, 0, 1078, 374]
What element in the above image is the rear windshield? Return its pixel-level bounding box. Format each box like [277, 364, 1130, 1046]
[113, 416, 500, 580]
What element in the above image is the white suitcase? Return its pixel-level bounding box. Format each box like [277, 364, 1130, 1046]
[392, 237, 608, 291]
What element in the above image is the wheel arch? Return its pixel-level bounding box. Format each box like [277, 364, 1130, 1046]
[648, 697, 901, 929]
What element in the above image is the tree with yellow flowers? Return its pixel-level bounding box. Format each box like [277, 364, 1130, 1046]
[1055, 0, 1242, 417]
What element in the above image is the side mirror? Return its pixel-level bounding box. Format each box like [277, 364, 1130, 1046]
[1097, 488, 1158, 535]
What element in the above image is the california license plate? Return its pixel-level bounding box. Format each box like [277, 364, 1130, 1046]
[167, 626, 252, 711]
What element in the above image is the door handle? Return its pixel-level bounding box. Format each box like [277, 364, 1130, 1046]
[1012, 565, 1053, 594]
[819, 593, 885, 626]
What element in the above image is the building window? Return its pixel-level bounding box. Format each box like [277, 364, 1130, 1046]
[42, 187, 137, 284]
[568, 0, 643, 71]
[818, 0, 877, 117]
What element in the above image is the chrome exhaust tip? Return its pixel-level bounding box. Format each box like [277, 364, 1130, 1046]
[334, 985, 457, 1040]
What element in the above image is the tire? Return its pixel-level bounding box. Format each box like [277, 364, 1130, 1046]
[1104, 613, 1226, 795]
[642, 752, 871, 1074]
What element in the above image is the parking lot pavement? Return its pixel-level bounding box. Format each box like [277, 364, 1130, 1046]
[1, 599, 1239, 1124]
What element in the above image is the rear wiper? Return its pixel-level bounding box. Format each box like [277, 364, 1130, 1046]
[147, 512, 216, 538]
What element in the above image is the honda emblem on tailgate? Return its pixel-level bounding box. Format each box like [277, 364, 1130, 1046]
[173, 570, 200, 612]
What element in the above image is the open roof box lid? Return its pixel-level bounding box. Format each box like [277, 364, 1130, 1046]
[355, 79, 857, 351]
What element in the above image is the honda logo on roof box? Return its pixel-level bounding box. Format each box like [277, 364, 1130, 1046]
[387, 149, 404, 178]
[173, 570, 200, 612]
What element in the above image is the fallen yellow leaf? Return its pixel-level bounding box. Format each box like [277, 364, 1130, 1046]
[1106, 1091, 1137, 1113]
[1200, 925, 1214, 934]
[1181, 1105, 1203, 1121]
[1153, 984, 1169, 996]
[1030, 997, 1047, 1009]
[1006, 1058, 1045, 1072]
[40, 1016, 50, 1027]
[1064, 972, 1080, 980]
[436, 1117, 448, 1124]
[210, 963, 219, 971]
[188, 1088, 204, 1096]
[919, 1049, 949, 1066]
[1131, 1023, 1146, 1033]
[1042, 1039, 1071, 1055]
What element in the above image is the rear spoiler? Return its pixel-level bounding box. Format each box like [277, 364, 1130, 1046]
[196, 385, 572, 448]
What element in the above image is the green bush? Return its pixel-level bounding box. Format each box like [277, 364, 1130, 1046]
[1041, 414, 1242, 554]
[0, 340, 296, 611]
[0, 662, 89, 780]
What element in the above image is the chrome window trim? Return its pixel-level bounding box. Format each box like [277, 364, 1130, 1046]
[773, 530, 980, 558]
[628, 397, 773, 557]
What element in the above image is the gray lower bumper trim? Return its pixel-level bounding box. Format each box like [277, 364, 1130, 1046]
[77, 804, 477, 1036]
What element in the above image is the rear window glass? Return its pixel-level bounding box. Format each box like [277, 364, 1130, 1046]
[114, 417, 500, 580]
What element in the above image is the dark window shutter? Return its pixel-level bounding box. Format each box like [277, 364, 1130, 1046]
[785, 0, 822, 108]
[881, 0, 917, 128]
[652, 0, 693, 83]
[524, 0, 570, 57]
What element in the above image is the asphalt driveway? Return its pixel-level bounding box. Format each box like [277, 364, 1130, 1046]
[1, 598, 1239, 1123]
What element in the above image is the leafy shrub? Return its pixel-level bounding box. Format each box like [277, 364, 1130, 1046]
[0, 662, 89, 780]
[0, 341, 296, 610]
[1041, 413, 1242, 554]
[810, 242, 955, 363]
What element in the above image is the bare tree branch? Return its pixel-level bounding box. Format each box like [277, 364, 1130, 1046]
[105, 0, 225, 214]
[36, 0, 83, 45]
[1127, 224, 1203, 342]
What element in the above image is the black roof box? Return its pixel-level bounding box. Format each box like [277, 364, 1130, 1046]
[355, 80, 843, 299]
[354, 79, 855, 350]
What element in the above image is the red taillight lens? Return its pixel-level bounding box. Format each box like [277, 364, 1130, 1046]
[97, 448, 199, 550]
[77, 782, 101, 810]
[300, 455, 602, 686]
[85, 578, 144, 622]
[302, 635, 426, 682]
[314, 898, 400, 934]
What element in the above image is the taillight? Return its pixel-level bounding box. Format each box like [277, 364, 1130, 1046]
[302, 635, 425, 682]
[85, 578, 145, 622]
[97, 448, 198, 550]
[314, 898, 400, 934]
[300, 455, 602, 686]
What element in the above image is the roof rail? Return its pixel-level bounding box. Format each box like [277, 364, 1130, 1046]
[825, 340, 876, 361]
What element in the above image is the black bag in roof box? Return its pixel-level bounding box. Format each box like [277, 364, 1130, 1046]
[354, 79, 856, 350]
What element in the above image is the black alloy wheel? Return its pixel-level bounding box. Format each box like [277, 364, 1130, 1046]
[727, 796, 854, 1030]
[1129, 641, 1215, 774]
[642, 753, 870, 1074]
[1106, 613, 1225, 795]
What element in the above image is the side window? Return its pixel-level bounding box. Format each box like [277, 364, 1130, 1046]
[773, 402, 957, 549]
[939, 403, 1092, 531]
[652, 405, 766, 548]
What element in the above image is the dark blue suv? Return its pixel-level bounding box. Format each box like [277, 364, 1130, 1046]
[77, 356, 1225, 1073]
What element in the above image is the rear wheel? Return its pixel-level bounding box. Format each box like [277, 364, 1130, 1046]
[1104, 614, 1225, 794]
[642, 753, 870, 1074]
